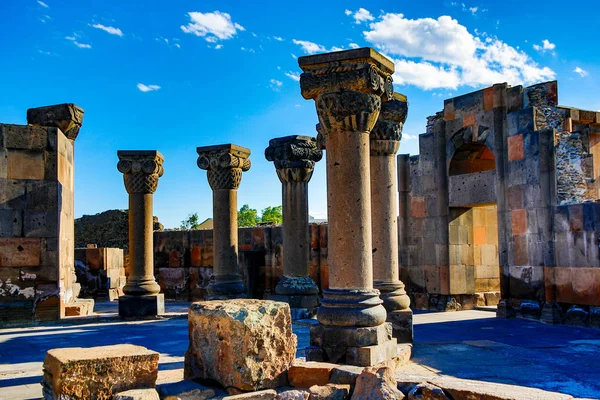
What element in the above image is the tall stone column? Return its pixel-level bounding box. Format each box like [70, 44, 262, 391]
[265, 135, 322, 319]
[196, 144, 251, 299]
[117, 150, 165, 317]
[299, 48, 400, 366]
[370, 94, 413, 343]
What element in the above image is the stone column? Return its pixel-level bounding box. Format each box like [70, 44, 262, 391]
[299, 47, 400, 366]
[117, 150, 165, 317]
[370, 94, 413, 343]
[265, 135, 322, 319]
[196, 144, 251, 299]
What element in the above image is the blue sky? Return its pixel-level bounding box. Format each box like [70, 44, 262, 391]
[1, 0, 598, 228]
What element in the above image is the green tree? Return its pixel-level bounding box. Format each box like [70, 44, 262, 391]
[180, 213, 201, 230]
[238, 204, 260, 227]
[261, 205, 283, 225]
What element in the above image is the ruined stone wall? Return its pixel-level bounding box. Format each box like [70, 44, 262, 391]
[0, 124, 75, 324]
[74, 247, 125, 300]
[152, 224, 326, 301]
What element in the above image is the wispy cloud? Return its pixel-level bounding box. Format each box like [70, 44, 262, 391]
[137, 83, 161, 92]
[292, 39, 343, 55]
[37, 1, 49, 8]
[403, 134, 418, 140]
[65, 35, 91, 49]
[181, 11, 244, 42]
[269, 79, 283, 91]
[533, 39, 555, 53]
[285, 72, 300, 82]
[91, 23, 123, 37]
[273, 36, 283, 41]
[574, 67, 589, 78]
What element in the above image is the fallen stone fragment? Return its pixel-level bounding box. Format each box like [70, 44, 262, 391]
[288, 361, 337, 388]
[157, 380, 217, 400]
[223, 389, 278, 399]
[407, 382, 449, 400]
[429, 376, 574, 400]
[276, 389, 310, 400]
[329, 365, 364, 387]
[308, 384, 351, 400]
[113, 388, 160, 400]
[350, 366, 404, 400]
[42, 344, 159, 400]
[27, 103, 84, 141]
[184, 300, 297, 392]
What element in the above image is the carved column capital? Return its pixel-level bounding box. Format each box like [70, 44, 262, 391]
[117, 150, 164, 194]
[197, 144, 251, 190]
[370, 94, 408, 156]
[265, 135, 322, 183]
[298, 48, 395, 141]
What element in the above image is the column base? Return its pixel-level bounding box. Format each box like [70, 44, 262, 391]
[119, 294, 164, 317]
[206, 274, 246, 300]
[496, 299, 515, 318]
[269, 294, 319, 320]
[306, 322, 399, 366]
[317, 289, 387, 327]
[374, 280, 411, 311]
[387, 309, 413, 343]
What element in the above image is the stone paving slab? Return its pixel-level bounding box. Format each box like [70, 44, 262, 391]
[1, 305, 599, 399]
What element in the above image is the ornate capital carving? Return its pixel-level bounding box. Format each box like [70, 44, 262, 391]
[265, 135, 322, 183]
[197, 144, 251, 190]
[370, 94, 409, 156]
[117, 150, 164, 194]
[316, 91, 381, 136]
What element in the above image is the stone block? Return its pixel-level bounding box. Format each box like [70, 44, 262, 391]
[288, 361, 337, 388]
[23, 210, 59, 238]
[329, 365, 364, 387]
[346, 337, 398, 367]
[6, 149, 45, 180]
[158, 268, 186, 290]
[387, 309, 413, 343]
[0, 179, 27, 209]
[119, 294, 164, 317]
[0, 237, 41, 267]
[0, 209, 22, 237]
[350, 365, 403, 400]
[27, 103, 84, 141]
[308, 384, 350, 400]
[277, 389, 310, 400]
[1, 124, 49, 150]
[310, 323, 392, 348]
[484, 292, 501, 306]
[113, 389, 160, 400]
[157, 380, 218, 400]
[411, 197, 425, 218]
[41, 344, 159, 400]
[223, 389, 277, 399]
[184, 299, 296, 392]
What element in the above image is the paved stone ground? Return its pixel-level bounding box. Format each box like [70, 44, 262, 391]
[1, 302, 599, 399]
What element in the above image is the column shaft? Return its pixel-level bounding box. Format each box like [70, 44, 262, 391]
[282, 180, 309, 278]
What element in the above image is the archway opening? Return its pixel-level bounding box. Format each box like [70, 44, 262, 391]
[449, 142, 495, 176]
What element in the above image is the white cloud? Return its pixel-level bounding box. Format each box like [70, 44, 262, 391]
[292, 39, 326, 54]
[37, 1, 48, 8]
[469, 7, 478, 14]
[291, 53, 297, 59]
[181, 11, 244, 42]
[174, 43, 181, 49]
[574, 67, 588, 78]
[349, 43, 360, 49]
[533, 39, 555, 53]
[137, 83, 161, 92]
[269, 79, 283, 91]
[65, 36, 91, 49]
[348, 8, 374, 24]
[273, 36, 283, 41]
[91, 23, 123, 37]
[215, 44, 223, 50]
[403, 133, 418, 140]
[285, 72, 300, 82]
[362, 11, 555, 90]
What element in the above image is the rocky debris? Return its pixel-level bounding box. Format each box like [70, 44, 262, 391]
[407, 382, 449, 400]
[288, 361, 337, 388]
[75, 209, 163, 250]
[350, 366, 404, 400]
[113, 388, 160, 400]
[308, 384, 350, 400]
[276, 389, 310, 400]
[184, 299, 297, 393]
[223, 389, 278, 399]
[157, 380, 219, 399]
[42, 344, 159, 400]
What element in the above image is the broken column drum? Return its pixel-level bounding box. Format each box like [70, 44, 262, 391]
[299, 47, 401, 366]
[117, 150, 165, 317]
[196, 144, 251, 299]
[370, 94, 413, 342]
[265, 135, 322, 315]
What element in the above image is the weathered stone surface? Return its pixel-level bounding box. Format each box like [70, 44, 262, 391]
[27, 103, 84, 141]
[407, 382, 449, 400]
[113, 388, 160, 400]
[350, 366, 404, 400]
[276, 389, 310, 400]
[184, 299, 296, 392]
[288, 361, 337, 389]
[223, 389, 278, 399]
[329, 365, 364, 387]
[347, 337, 399, 367]
[157, 380, 216, 400]
[308, 384, 350, 400]
[42, 344, 159, 400]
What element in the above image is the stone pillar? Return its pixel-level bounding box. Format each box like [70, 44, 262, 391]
[196, 144, 251, 299]
[117, 150, 165, 317]
[370, 94, 413, 343]
[265, 135, 322, 319]
[299, 47, 400, 366]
